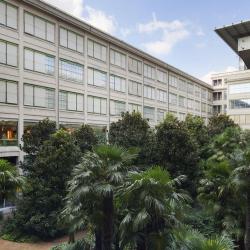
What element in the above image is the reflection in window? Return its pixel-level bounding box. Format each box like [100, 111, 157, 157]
[230, 99, 250, 109]
[0, 121, 18, 146]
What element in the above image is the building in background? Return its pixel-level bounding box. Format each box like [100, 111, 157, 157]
[212, 21, 250, 129]
[0, 0, 213, 163]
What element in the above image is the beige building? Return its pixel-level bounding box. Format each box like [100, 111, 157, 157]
[212, 21, 250, 129]
[0, 0, 213, 163]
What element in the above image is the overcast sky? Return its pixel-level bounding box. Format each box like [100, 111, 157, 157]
[44, 0, 250, 83]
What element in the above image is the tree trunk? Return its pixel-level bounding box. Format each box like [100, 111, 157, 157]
[95, 229, 103, 250]
[103, 195, 114, 250]
[68, 232, 75, 244]
[245, 192, 250, 250]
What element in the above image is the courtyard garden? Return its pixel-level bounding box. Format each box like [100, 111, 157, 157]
[0, 112, 249, 249]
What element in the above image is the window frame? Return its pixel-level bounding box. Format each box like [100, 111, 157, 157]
[24, 11, 55, 43]
[59, 27, 84, 53]
[0, 79, 18, 105]
[23, 83, 55, 109]
[0, 39, 18, 67]
[0, 1, 18, 30]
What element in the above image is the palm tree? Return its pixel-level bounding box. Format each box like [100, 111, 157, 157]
[170, 226, 235, 250]
[65, 144, 137, 250]
[231, 145, 250, 250]
[118, 166, 190, 250]
[0, 159, 24, 208]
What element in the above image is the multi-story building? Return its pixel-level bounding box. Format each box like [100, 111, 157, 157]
[212, 21, 250, 129]
[0, 0, 213, 163]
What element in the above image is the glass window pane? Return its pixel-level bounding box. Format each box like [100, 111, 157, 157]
[87, 40, 93, 57]
[94, 97, 100, 113]
[59, 91, 67, 110]
[68, 93, 77, 110]
[60, 28, 67, 47]
[34, 86, 46, 107]
[94, 42, 101, 60]
[87, 96, 93, 112]
[34, 17, 46, 39]
[0, 2, 6, 26]
[0, 41, 6, 64]
[7, 82, 17, 104]
[47, 89, 55, 109]
[68, 31, 77, 50]
[24, 49, 34, 70]
[77, 94, 84, 111]
[6, 4, 17, 29]
[0, 80, 6, 103]
[34, 52, 46, 73]
[24, 85, 33, 106]
[7, 43, 17, 66]
[24, 12, 34, 34]
[101, 46, 106, 61]
[88, 68, 93, 85]
[77, 35, 84, 53]
[47, 22, 55, 42]
[101, 99, 106, 114]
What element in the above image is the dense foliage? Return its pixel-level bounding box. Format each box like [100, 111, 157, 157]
[109, 111, 157, 165]
[2, 113, 248, 250]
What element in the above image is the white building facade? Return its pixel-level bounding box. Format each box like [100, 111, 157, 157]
[0, 0, 213, 163]
[212, 21, 250, 129]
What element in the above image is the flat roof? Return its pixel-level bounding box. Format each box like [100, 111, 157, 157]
[215, 20, 250, 68]
[22, 0, 212, 89]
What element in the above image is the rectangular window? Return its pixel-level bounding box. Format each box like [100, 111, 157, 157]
[195, 101, 200, 112]
[60, 27, 84, 53]
[59, 59, 84, 82]
[129, 103, 142, 113]
[110, 49, 126, 68]
[187, 83, 194, 95]
[88, 68, 107, 88]
[128, 57, 142, 75]
[110, 75, 126, 92]
[195, 85, 200, 98]
[128, 80, 142, 96]
[169, 74, 178, 88]
[187, 98, 193, 109]
[157, 70, 168, 83]
[144, 85, 155, 100]
[157, 89, 167, 103]
[0, 120, 18, 146]
[0, 79, 17, 104]
[144, 106, 155, 121]
[87, 39, 106, 61]
[0, 1, 17, 29]
[179, 96, 186, 108]
[144, 64, 155, 79]
[24, 48, 55, 75]
[24, 84, 55, 108]
[201, 102, 206, 112]
[110, 100, 126, 116]
[157, 109, 166, 122]
[24, 12, 55, 43]
[230, 99, 250, 109]
[213, 79, 222, 86]
[201, 89, 207, 99]
[59, 91, 84, 112]
[179, 79, 187, 92]
[87, 96, 107, 114]
[169, 93, 177, 105]
[229, 83, 250, 94]
[0, 40, 18, 67]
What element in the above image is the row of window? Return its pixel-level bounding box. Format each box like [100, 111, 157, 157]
[0, 1, 212, 97]
[0, 40, 211, 99]
[0, 81, 211, 114]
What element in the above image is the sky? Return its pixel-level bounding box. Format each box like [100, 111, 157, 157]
[44, 0, 250, 83]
